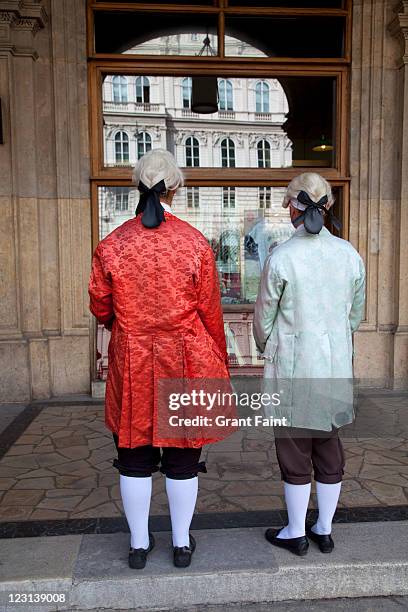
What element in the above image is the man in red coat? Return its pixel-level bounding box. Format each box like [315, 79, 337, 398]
[89, 149, 231, 570]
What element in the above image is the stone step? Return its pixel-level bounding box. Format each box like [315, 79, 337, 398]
[0, 521, 407, 611]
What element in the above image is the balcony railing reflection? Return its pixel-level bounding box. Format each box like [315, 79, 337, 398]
[103, 101, 162, 113]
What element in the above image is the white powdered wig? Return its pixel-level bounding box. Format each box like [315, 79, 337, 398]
[132, 148, 184, 192]
[282, 172, 334, 209]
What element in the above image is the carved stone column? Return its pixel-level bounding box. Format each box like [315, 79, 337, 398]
[389, 1, 408, 388]
[350, 0, 407, 388]
[0, 0, 92, 401]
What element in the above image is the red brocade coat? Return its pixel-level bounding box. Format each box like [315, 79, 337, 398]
[88, 211, 231, 448]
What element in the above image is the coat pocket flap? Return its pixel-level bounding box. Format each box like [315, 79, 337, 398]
[261, 338, 278, 361]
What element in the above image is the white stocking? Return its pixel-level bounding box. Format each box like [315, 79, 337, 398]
[166, 476, 198, 547]
[120, 475, 152, 549]
[312, 481, 341, 535]
[277, 482, 311, 539]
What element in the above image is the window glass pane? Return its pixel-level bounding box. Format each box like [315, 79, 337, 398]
[94, 12, 218, 55]
[225, 16, 345, 57]
[103, 74, 336, 168]
[97, 185, 342, 373]
[186, 137, 200, 167]
[98, 185, 293, 302]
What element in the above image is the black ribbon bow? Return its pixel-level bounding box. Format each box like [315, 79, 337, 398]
[293, 190, 341, 235]
[136, 179, 167, 228]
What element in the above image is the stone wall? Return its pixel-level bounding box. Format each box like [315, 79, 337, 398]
[351, 0, 408, 388]
[0, 0, 407, 401]
[0, 0, 92, 401]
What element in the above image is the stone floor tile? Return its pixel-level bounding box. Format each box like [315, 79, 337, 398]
[35, 416, 71, 426]
[341, 479, 362, 492]
[73, 487, 111, 512]
[32, 445, 55, 454]
[45, 487, 93, 498]
[0, 477, 16, 489]
[51, 429, 76, 439]
[15, 468, 57, 479]
[206, 451, 242, 463]
[243, 439, 273, 452]
[218, 464, 274, 481]
[1, 455, 40, 469]
[197, 477, 226, 491]
[13, 477, 55, 489]
[58, 446, 91, 460]
[2, 489, 44, 506]
[35, 452, 72, 467]
[30, 508, 69, 519]
[0, 466, 28, 478]
[14, 434, 43, 444]
[359, 464, 398, 480]
[56, 475, 98, 489]
[240, 451, 269, 462]
[363, 451, 405, 465]
[51, 460, 95, 475]
[359, 438, 404, 450]
[151, 491, 168, 506]
[340, 489, 383, 506]
[88, 447, 116, 464]
[228, 495, 285, 511]
[363, 481, 408, 505]
[98, 473, 117, 486]
[54, 435, 89, 449]
[71, 502, 121, 518]
[222, 480, 282, 497]
[342, 445, 365, 455]
[88, 436, 112, 450]
[343, 455, 364, 475]
[195, 493, 244, 513]
[37, 496, 83, 511]
[381, 474, 408, 486]
[109, 484, 120, 500]
[0, 506, 33, 520]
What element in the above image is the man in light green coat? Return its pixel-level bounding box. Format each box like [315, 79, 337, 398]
[254, 173, 365, 557]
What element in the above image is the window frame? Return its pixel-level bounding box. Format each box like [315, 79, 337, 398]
[87, 1, 352, 63]
[90, 63, 349, 180]
[185, 135, 200, 167]
[88, 2, 351, 305]
[136, 131, 152, 159]
[186, 185, 200, 208]
[220, 137, 236, 168]
[257, 139, 271, 168]
[182, 76, 192, 108]
[218, 78, 234, 111]
[112, 75, 128, 102]
[114, 130, 130, 163]
[256, 80, 269, 113]
[222, 186, 236, 209]
[135, 75, 150, 103]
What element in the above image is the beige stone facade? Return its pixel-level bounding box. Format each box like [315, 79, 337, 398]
[0, 0, 408, 401]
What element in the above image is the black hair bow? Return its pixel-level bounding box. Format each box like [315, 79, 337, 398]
[136, 179, 167, 228]
[293, 190, 341, 235]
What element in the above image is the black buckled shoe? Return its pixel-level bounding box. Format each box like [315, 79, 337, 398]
[306, 526, 334, 553]
[265, 528, 309, 557]
[128, 532, 155, 569]
[173, 534, 196, 568]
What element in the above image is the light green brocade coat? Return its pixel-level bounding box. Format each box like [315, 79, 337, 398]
[253, 225, 366, 431]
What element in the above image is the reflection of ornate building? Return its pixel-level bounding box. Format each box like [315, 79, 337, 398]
[101, 35, 293, 269]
